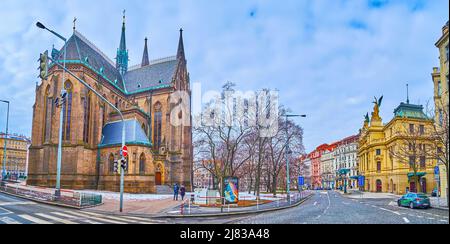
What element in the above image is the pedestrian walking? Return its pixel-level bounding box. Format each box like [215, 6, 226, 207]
[180, 185, 186, 201]
[173, 183, 179, 201]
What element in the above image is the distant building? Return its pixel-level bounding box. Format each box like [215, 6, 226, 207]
[320, 144, 337, 189]
[0, 133, 31, 179]
[333, 135, 359, 189]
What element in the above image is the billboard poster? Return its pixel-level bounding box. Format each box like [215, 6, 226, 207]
[224, 177, 239, 204]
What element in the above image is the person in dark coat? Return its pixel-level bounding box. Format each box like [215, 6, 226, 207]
[180, 185, 186, 201]
[173, 183, 179, 201]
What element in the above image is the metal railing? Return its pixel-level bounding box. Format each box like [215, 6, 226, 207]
[0, 184, 102, 208]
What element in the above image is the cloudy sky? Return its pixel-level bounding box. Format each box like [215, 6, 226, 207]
[0, 0, 448, 152]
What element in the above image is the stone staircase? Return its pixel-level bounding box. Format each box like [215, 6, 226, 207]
[156, 185, 173, 194]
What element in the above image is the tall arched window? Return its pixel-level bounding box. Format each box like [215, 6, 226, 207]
[153, 102, 162, 149]
[43, 86, 52, 143]
[109, 154, 115, 173]
[139, 153, 146, 174]
[62, 81, 73, 141]
[83, 92, 91, 143]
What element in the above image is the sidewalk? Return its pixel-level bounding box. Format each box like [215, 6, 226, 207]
[164, 191, 313, 217]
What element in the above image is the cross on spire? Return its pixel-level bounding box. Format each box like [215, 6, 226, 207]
[73, 17, 77, 31]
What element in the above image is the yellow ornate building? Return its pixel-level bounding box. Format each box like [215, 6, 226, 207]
[432, 21, 448, 200]
[358, 98, 437, 195]
[0, 133, 31, 179]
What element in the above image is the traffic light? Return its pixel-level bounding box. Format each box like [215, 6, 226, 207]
[120, 158, 128, 172]
[113, 160, 119, 173]
[38, 50, 49, 80]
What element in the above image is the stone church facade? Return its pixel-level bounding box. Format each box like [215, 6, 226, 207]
[28, 14, 193, 193]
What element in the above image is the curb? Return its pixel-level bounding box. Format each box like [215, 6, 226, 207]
[0, 190, 103, 210]
[159, 194, 314, 218]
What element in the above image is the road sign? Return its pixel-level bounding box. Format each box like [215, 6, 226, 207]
[434, 166, 440, 175]
[358, 176, 365, 187]
[298, 176, 304, 186]
[122, 145, 128, 157]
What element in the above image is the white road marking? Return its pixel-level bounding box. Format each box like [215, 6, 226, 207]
[403, 217, 410, 223]
[0, 202, 37, 206]
[379, 207, 401, 216]
[51, 212, 103, 224]
[0, 207, 13, 215]
[427, 217, 435, 220]
[18, 214, 53, 224]
[0, 216, 22, 224]
[35, 213, 78, 224]
[119, 215, 167, 223]
[313, 202, 318, 206]
[80, 211, 153, 224]
[64, 211, 127, 224]
[440, 220, 448, 222]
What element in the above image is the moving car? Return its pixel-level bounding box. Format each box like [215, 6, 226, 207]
[397, 193, 431, 209]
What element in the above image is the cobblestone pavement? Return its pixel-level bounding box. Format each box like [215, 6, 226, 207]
[0, 192, 168, 224]
[228, 191, 449, 224]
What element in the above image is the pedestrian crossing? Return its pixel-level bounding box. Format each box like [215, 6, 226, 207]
[0, 210, 169, 224]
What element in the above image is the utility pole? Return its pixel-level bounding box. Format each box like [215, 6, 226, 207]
[0, 100, 9, 183]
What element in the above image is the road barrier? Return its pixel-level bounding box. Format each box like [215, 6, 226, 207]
[0, 184, 102, 208]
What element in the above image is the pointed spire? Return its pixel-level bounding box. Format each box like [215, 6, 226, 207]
[119, 10, 127, 52]
[73, 17, 77, 32]
[116, 10, 129, 76]
[177, 28, 185, 61]
[406, 83, 410, 104]
[141, 37, 149, 67]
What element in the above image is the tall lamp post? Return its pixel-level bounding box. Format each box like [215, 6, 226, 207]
[1, 100, 9, 183]
[284, 113, 306, 203]
[36, 22, 66, 197]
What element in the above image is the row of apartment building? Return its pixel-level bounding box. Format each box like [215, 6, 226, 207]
[0, 132, 31, 180]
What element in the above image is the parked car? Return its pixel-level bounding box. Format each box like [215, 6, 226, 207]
[397, 193, 431, 209]
[431, 188, 439, 197]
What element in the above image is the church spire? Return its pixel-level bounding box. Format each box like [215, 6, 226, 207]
[141, 37, 149, 67]
[176, 28, 185, 62]
[116, 10, 129, 76]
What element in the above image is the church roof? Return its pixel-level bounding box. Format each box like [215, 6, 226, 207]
[393, 102, 429, 120]
[124, 57, 177, 94]
[55, 31, 126, 92]
[99, 119, 151, 147]
[54, 30, 180, 95]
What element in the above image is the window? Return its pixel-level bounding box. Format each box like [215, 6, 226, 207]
[377, 161, 381, 172]
[153, 103, 162, 149]
[139, 153, 146, 174]
[109, 154, 115, 173]
[62, 81, 73, 141]
[409, 124, 414, 133]
[438, 81, 442, 96]
[419, 125, 425, 135]
[420, 156, 426, 168]
[376, 149, 381, 155]
[439, 109, 443, 126]
[83, 93, 91, 143]
[43, 86, 52, 143]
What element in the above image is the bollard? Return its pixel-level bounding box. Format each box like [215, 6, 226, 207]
[180, 202, 184, 215]
[188, 198, 191, 215]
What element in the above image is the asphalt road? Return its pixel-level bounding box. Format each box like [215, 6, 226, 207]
[0, 192, 168, 224]
[227, 191, 449, 224]
[2, 191, 448, 224]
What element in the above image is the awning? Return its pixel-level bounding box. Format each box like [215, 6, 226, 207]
[407, 172, 426, 179]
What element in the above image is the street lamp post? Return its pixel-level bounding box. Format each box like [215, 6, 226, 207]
[36, 22, 66, 197]
[284, 114, 306, 203]
[1, 100, 9, 183]
[36, 22, 126, 211]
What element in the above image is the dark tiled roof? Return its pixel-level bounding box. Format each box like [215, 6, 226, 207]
[124, 57, 177, 94]
[56, 31, 125, 91]
[394, 102, 429, 120]
[99, 119, 151, 147]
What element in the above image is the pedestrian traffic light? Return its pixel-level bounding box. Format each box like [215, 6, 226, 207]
[120, 158, 128, 172]
[113, 160, 119, 173]
[38, 50, 49, 80]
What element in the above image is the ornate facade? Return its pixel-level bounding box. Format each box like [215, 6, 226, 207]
[28, 14, 193, 193]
